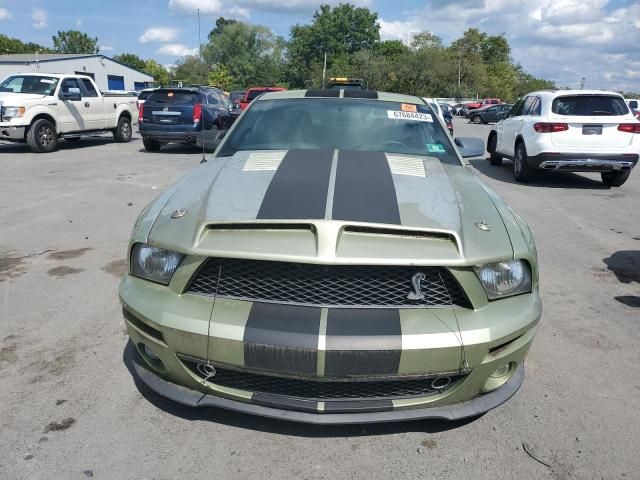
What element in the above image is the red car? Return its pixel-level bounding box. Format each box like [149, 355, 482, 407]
[239, 87, 286, 110]
[466, 98, 501, 110]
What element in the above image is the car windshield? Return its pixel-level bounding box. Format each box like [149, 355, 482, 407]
[552, 95, 629, 116]
[217, 98, 460, 164]
[138, 90, 154, 101]
[0, 75, 59, 95]
[230, 92, 244, 102]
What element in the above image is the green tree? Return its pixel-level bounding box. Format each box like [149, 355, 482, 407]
[144, 59, 169, 86]
[209, 17, 238, 38]
[52, 30, 99, 54]
[208, 64, 233, 90]
[171, 55, 210, 85]
[0, 34, 53, 54]
[286, 3, 380, 87]
[113, 53, 146, 71]
[203, 21, 284, 88]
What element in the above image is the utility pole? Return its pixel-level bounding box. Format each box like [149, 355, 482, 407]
[197, 8, 202, 61]
[322, 51, 327, 89]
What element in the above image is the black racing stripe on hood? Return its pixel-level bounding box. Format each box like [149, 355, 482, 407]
[324, 309, 402, 376]
[332, 150, 401, 225]
[243, 302, 320, 376]
[257, 149, 333, 220]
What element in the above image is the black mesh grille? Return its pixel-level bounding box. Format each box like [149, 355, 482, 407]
[186, 258, 471, 308]
[182, 361, 463, 400]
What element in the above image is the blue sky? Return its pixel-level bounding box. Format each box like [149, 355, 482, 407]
[1, 0, 639, 91]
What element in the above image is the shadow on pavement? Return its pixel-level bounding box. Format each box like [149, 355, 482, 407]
[0, 135, 139, 154]
[122, 341, 480, 437]
[469, 157, 609, 190]
[138, 144, 204, 155]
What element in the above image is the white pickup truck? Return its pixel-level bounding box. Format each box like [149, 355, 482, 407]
[0, 73, 137, 152]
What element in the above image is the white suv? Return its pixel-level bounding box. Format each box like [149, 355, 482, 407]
[487, 90, 639, 186]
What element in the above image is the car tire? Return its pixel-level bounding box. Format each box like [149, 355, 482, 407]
[513, 142, 533, 182]
[601, 170, 630, 187]
[473, 115, 482, 124]
[113, 116, 132, 143]
[26, 118, 58, 153]
[487, 134, 502, 166]
[142, 138, 161, 152]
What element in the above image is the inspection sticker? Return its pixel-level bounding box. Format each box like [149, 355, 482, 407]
[426, 143, 446, 153]
[401, 103, 417, 112]
[387, 110, 433, 122]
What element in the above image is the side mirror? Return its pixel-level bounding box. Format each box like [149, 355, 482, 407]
[454, 137, 485, 158]
[60, 87, 82, 101]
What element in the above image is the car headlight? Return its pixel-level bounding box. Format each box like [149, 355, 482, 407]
[474, 260, 531, 299]
[130, 243, 184, 285]
[1, 106, 25, 120]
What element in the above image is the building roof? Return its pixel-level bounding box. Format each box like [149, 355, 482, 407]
[0, 54, 101, 63]
[0, 54, 153, 80]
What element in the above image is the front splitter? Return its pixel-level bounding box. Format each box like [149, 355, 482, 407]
[132, 358, 524, 425]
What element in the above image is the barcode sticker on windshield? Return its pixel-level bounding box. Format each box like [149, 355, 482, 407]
[387, 111, 433, 122]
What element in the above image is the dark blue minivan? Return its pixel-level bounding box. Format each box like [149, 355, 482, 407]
[139, 87, 236, 152]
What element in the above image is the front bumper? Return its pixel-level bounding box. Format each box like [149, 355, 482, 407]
[0, 124, 26, 141]
[120, 272, 541, 423]
[528, 153, 638, 172]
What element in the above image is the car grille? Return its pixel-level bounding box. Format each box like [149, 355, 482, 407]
[185, 257, 471, 308]
[181, 360, 464, 400]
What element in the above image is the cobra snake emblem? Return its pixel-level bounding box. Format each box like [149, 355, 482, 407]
[407, 272, 427, 300]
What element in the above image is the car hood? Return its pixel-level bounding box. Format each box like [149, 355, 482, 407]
[145, 150, 514, 265]
[0, 92, 48, 104]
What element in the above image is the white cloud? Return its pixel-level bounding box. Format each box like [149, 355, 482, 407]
[31, 9, 47, 29]
[169, 0, 223, 15]
[378, 0, 640, 92]
[157, 43, 199, 56]
[168, 0, 369, 16]
[0, 8, 12, 21]
[101, 45, 114, 52]
[139, 27, 180, 44]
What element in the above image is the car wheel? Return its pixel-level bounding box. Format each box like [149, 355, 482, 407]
[513, 142, 533, 182]
[142, 138, 161, 152]
[473, 115, 482, 124]
[26, 118, 58, 153]
[487, 134, 502, 166]
[601, 170, 631, 187]
[113, 116, 132, 143]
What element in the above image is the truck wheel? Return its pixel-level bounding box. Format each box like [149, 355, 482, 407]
[472, 115, 482, 124]
[26, 119, 58, 153]
[513, 142, 533, 182]
[487, 134, 502, 166]
[601, 170, 630, 187]
[143, 138, 161, 152]
[113, 116, 132, 143]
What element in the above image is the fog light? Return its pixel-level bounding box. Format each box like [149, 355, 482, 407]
[482, 362, 515, 393]
[141, 343, 160, 361]
[490, 363, 511, 378]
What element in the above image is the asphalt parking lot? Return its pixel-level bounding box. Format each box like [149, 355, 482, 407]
[1, 118, 639, 479]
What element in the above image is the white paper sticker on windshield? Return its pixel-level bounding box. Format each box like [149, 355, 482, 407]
[40, 79, 56, 84]
[387, 111, 433, 122]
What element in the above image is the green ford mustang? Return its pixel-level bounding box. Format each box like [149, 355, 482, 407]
[119, 89, 541, 424]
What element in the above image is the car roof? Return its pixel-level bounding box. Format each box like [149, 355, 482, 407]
[257, 89, 428, 105]
[528, 89, 625, 98]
